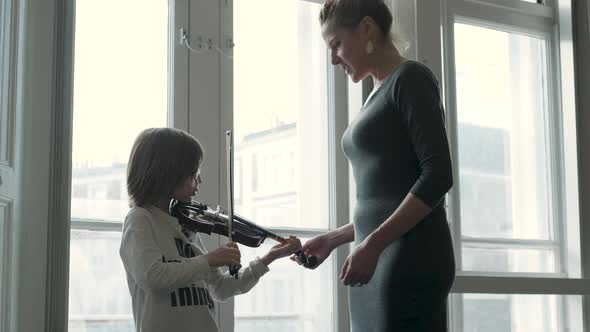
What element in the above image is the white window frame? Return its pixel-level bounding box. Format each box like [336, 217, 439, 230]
[69, 4, 189, 227]
[68, 0, 190, 328]
[184, 0, 351, 331]
[6, 0, 76, 331]
[415, 0, 587, 330]
[66, 0, 349, 330]
[0, 1, 17, 331]
[59, 0, 587, 331]
[69, 2, 189, 216]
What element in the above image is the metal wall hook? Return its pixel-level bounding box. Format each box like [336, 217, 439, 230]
[178, 28, 233, 59]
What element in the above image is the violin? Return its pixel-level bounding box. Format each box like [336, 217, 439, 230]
[170, 199, 318, 269]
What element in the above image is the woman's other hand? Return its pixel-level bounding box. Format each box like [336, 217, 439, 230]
[291, 233, 334, 269]
[339, 240, 381, 287]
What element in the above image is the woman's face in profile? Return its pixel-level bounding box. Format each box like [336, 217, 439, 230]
[322, 21, 369, 83]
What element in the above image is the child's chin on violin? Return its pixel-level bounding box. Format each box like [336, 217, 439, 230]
[120, 127, 303, 332]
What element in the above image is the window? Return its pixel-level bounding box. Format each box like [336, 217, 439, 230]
[69, 231, 133, 332]
[70, 0, 345, 330]
[235, 158, 243, 202]
[435, 0, 585, 330]
[251, 153, 258, 192]
[454, 23, 556, 274]
[66, 0, 583, 331]
[230, 0, 334, 330]
[69, 0, 170, 331]
[458, 294, 583, 332]
[236, 241, 333, 332]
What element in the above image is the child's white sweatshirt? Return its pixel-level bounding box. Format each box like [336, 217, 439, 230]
[120, 206, 269, 332]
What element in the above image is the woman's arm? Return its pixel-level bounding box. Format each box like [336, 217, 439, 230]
[365, 193, 431, 252]
[326, 223, 355, 248]
[371, 63, 453, 246]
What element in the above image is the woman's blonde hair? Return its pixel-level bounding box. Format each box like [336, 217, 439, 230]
[127, 127, 204, 207]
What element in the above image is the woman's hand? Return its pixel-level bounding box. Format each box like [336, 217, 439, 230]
[291, 233, 335, 269]
[261, 236, 302, 266]
[340, 240, 381, 287]
[205, 242, 241, 267]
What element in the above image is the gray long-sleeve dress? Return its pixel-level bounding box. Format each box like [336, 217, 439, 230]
[342, 61, 455, 332]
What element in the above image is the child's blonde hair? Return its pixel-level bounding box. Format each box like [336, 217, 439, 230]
[127, 127, 204, 207]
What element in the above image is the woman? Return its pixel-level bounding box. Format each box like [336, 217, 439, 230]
[294, 0, 455, 331]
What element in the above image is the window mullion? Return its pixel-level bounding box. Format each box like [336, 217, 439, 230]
[169, 0, 190, 131]
[544, 28, 569, 278]
[438, 0, 464, 272]
[329, 50, 351, 332]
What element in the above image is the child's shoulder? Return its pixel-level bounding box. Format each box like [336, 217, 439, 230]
[124, 206, 156, 227]
[126, 205, 153, 218]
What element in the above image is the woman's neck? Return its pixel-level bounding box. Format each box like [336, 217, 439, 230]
[370, 44, 407, 89]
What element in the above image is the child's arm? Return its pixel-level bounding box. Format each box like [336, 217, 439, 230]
[207, 237, 302, 301]
[120, 209, 238, 292]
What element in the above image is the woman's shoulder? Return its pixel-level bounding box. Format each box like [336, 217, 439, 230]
[393, 60, 437, 83]
[389, 60, 440, 97]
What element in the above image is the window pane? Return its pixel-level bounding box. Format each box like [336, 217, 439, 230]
[69, 230, 133, 332]
[235, 239, 333, 332]
[462, 245, 556, 273]
[454, 23, 552, 242]
[71, 0, 169, 222]
[457, 294, 583, 332]
[233, 0, 329, 230]
[70, 0, 169, 330]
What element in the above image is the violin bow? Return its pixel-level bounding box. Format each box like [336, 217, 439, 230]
[226, 130, 241, 278]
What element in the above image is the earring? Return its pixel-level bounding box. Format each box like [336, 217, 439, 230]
[365, 40, 374, 54]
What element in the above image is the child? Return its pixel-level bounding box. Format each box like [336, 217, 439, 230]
[120, 127, 302, 332]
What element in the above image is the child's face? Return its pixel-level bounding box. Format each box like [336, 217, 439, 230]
[173, 169, 202, 202]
